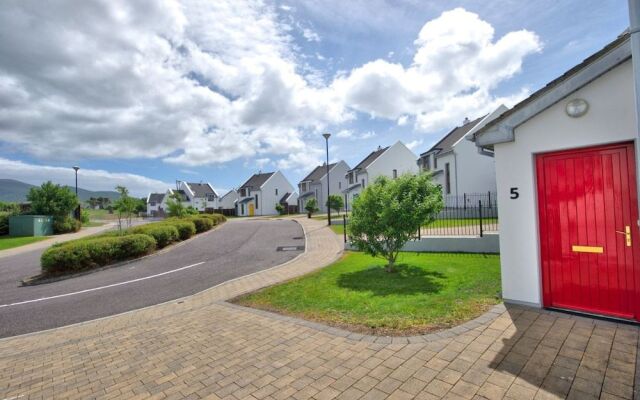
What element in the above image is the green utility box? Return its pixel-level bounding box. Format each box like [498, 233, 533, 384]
[9, 215, 53, 237]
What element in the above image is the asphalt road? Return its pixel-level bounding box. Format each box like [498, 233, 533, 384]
[0, 219, 304, 338]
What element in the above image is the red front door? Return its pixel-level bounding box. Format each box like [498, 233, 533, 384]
[536, 142, 640, 321]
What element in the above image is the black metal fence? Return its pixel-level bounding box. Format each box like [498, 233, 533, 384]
[341, 192, 498, 242]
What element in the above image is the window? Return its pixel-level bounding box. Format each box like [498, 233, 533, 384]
[348, 174, 353, 184]
[338, 182, 341, 189]
[424, 156, 431, 171]
[150, 202, 156, 206]
[240, 188, 246, 197]
[434, 156, 438, 169]
[362, 179, 365, 188]
[275, 188, 278, 196]
[445, 163, 451, 194]
[241, 204, 245, 214]
[255, 194, 259, 209]
[392, 169, 397, 179]
[207, 194, 216, 201]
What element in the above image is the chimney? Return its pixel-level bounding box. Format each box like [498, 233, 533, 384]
[377, 145, 382, 151]
[463, 117, 470, 125]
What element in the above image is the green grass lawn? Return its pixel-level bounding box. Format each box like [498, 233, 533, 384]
[234, 251, 501, 335]
[0, 235, 50, 251]
[82, 221, 106, 227]
[329, 224, 345, 235]
[84, 208, 120, 221]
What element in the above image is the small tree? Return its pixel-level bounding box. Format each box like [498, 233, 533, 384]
[326, 194, 344, 216]
[304, 198, 319, 217]
[113, 186, 136, 231]
[27, 182, 80, 234]
[28, 181, 78, 217]
[275, 203, 285, 215]
[166, 192, 187, 217]
[349, 174, 443, 272]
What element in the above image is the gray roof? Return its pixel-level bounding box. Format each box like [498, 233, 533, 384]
[421, 115, 484, 157]
[279, 192, 292, 204]
[301, 163, 336, 183]
[185, 182, 217, 198]
[173, 190, 189, 201]
[349, 146, 389, 172]
[239, 172, 274, 190]
[148, 193, 165, 203]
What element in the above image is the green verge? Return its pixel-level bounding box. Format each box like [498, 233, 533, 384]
[234, 251, 501, 336]
[0, 235, 50, 251]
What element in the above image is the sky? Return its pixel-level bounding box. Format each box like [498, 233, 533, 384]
[0, 0, 629, 197]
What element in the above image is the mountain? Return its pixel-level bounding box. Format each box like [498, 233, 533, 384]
[0, 179, 121, 203]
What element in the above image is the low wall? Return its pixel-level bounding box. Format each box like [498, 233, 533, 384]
[345, 233, 500, 254]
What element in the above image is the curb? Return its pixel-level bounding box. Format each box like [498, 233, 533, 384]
[20, 220, 227, 286]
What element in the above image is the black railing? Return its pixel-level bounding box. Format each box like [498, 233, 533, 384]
[341, 192, 498, 242]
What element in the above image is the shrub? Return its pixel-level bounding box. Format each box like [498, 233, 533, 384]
[186, 216, 214, 233]
[41, 234, 156, 274]
[0, 212, 12, 235]
[80, 209, 90, 224]
[128, 224, 179, 248]
[163, 219, 196, 240]
[201, 213, 226, 225]
[53, 216, 81, 234]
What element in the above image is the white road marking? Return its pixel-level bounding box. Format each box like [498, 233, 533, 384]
[0, 262, 205, 309]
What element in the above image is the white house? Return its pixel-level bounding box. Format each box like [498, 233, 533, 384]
[218, 189, 239, 211]
[343, 141, 419, 210]
[471, 31, 640, 322]
[298, 161, 350, 213]
[177, 181, 219, 211]
[416, 106, 507, 200]
[146, 193, 165, 216]
[236, 171, 295, 216]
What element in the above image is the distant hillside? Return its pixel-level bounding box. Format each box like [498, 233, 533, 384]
[0, 179, 120, 203]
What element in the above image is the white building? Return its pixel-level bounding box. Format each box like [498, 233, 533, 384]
[471, 32, 640, 322]
[343, 141, 419, 210]
[236, 171, 295, 216]
[218, 189, 239, 211]
[417, 106, 507, 199]
[298, 161, 350, 213]
[146, 193, 165, 217]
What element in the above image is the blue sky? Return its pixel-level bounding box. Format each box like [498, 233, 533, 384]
[0, 0, 629, 196]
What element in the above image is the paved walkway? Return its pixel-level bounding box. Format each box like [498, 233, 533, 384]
[0, 218, 638, 399]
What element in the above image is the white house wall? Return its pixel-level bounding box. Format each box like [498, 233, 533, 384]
[454, 139, 497, 196]
[256, 171, 295, 216]
[366, 142, 419, 182]
[494, 60, 635, 307]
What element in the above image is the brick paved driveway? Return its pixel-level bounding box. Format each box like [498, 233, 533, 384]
[0, 218, 638, 399]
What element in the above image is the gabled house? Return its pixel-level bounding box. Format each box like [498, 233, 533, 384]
[343, 141, 418, 210]
[416, 105, 507, 198]
[236, 171, 295, 216]
[218, 189, 239, 211]
[176, 181, 219, 211]
[146, 193, 166, 217]
[298, 161, 350, 213]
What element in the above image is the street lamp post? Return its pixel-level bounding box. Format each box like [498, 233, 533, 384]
[73, 166, 80, 220]
[323, 133, 331, 226]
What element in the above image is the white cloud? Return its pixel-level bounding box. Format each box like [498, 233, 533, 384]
[0, 158, 172, 197]
[405, 139, 423, 151]
[335, 129, 376, 141]
[332, 8, 541, 132]
[0, 3, 538, 172]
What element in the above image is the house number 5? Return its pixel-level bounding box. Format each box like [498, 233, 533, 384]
[510, 188, 519, 199]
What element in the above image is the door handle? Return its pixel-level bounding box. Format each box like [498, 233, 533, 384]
[615, 226, 632, 247]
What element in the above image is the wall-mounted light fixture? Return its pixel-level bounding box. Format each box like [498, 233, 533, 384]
[565, 98, 589, 118]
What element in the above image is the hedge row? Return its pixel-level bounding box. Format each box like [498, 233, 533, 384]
[40, 215, 226, 274]
[41, 234, 156, 274]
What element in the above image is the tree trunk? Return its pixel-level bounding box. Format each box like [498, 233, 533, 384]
[385, 257, 396, 273]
